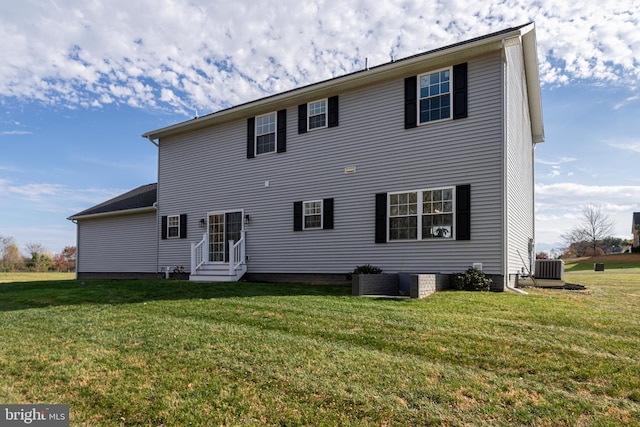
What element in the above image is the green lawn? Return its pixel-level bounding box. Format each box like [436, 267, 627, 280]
[1, 273, 639, 425]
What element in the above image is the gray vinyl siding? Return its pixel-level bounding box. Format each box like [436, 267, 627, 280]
[77, 211, 157, 273]
[505, 41, 535, 278]
[158, 51, 506, 275]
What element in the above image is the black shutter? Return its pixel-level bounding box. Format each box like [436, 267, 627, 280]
[404, 76, 417, 129]
[323, 198, 334, 230]
[453, 63, 468, 120]
[298, 104, 307, 134]
[328, 96, 339, 128]
[179, 214, 187, 239]
[247, 117, 255, 158]
[293, 201, 303, 231]
[277, 109, 287, 153]
[456, 185, 471, 240]
[375, 193, 387, 243]
[161, 216, 168, 240]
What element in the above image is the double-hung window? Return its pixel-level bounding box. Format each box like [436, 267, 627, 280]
[256, 112, 276, 155]
[308, 99, 327, 130]
[422, 188, 453, 238]
[167, 215, 180, 238]
[388, 187, 454, 241]
[389, 192, 418, 240]
[419, 68, 451, 123]
[303, 200, 323, 229]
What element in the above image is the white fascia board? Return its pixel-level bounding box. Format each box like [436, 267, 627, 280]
[142, 27, 531, 141]
[67, 206, 156, 221]
[520, 24, 545, 143]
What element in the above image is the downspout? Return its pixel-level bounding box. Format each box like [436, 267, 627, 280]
[71, 219, 79, 280]
[147, 136, 160, 277]
[501, 40, 509, 292]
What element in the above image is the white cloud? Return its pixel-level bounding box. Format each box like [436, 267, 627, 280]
[0, 0, 638, 114]
[607, 139, 640, 153]
[1, 130, 32, 135]
[535, 182, 640, 248]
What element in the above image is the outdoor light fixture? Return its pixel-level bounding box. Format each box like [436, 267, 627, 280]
[198, 218, 206, 228]
[244, 214, 250, 225]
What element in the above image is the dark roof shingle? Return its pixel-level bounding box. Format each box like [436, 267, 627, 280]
[69, 183, 157, 219]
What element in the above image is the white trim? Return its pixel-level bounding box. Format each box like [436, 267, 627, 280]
[417, 66, 453, 125]
[142, 25, 538, 141]
[255, 111, 277, 156]
[307, 98, 328, 131]
[206, 209, 245, 263]
[387, 186, 456, 242]
[67, 206, 156, 221]
[302, 200, 323, 230]
[167, 214, 180, 239]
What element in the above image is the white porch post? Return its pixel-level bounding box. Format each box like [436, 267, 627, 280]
[228, 240, 235, 275]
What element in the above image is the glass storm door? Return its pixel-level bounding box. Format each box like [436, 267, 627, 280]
[208, 211, 243, 263]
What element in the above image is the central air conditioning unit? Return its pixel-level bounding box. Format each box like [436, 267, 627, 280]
[534, 259, 564, 280]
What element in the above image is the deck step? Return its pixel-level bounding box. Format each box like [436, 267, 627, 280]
[189, 263, 245, 282]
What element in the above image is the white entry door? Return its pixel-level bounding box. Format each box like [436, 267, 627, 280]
[208, 211, 243, 263]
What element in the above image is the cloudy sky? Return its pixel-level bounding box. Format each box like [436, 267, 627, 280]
[1, 0, 639, 255]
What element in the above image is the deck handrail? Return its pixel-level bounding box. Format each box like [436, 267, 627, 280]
[191, 232, 207, 273]
[228, 230, 246, 275]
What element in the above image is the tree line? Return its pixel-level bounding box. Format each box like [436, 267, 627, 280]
[0, 235, 76, 272]
[539, 204, 630, 259]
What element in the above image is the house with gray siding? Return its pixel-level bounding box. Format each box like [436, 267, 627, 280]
[69, 23, 544, 290]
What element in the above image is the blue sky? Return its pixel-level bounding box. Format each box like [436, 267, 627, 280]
[1, 0, 639, 255]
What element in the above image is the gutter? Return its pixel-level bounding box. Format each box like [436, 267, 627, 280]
[142, 24, 537, 141]
[67, 206, 156, 221]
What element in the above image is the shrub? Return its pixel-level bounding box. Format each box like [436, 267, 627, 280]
[455, 267, 492, 291]
[346, 264, 382, 281]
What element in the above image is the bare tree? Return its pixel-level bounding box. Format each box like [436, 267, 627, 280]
[581, 204, 614, 255]
[561, 204, 614, 257]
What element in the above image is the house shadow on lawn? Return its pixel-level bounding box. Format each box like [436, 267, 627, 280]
[0, 279, 352, 312]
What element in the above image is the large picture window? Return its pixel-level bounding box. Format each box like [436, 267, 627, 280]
[419, 68, 451, 124]
[388, 187, 454, 241]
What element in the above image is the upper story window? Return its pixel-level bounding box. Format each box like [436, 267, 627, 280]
[419, 68, 451, 124]
[298, 96, 339, 134]
[255, 112, 276, 155]
[308, 99, 327, 130]
[304, 200, 323, 229]
[247, 110, 286, 159]
[405, 63, 467, 129]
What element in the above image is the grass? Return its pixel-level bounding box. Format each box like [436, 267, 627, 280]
[0, 273, 639, 425]
[0, 271, 75, 283]
[564, 253, 640, 271]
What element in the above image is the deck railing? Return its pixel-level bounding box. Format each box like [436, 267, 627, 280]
[228, 230, 246, 276]
[190, 232, 207, 273]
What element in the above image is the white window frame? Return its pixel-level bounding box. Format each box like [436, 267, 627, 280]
[167, 215, 180, 239]
[255, 111, 277, 155]
[303, 200, 323, 230]
[307, 99, 327, 131]
[388, 187, 455, 241]
[418, 67, 452, 125]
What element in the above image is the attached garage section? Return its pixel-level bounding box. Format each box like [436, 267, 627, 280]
[69, 183, 159, 279]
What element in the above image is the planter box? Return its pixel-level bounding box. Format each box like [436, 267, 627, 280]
[352, 274, 399, 296]
[410, 274, 451, 298]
